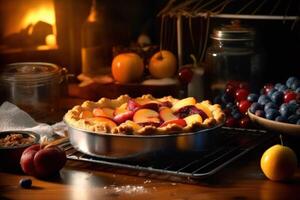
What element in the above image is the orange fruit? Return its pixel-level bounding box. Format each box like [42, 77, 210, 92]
[149, 50, 177, 79]
[260, 144, 297, 181]
[112, 53, 144, 83]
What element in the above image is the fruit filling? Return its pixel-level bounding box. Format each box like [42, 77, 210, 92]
[64, 94, 225, 135]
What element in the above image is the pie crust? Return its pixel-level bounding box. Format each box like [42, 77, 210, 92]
[64, 94, 225, 135]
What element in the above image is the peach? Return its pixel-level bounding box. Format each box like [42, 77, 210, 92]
[159, 107, 178, 122]
[171, 97, 196, 112]
[92, 108, 114, 119]
[160, 119, 186, 127]
[184, 114, 203, 126]
[113, 111, 134, 124]
[195, 103, 212, 118]
[79, 110, 93, 119]
[133, 109, 160, 124]
[87, 117, 117, 128]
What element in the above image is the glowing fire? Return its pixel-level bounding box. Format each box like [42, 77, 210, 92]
[22, 6, 56, 35]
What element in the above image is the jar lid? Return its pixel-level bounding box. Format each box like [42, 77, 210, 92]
[211, 20, 255, 41]
[0, 62, 61, 83]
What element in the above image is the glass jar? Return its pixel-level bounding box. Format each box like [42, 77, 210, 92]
[0, 62, 67, 122]
[204, 21, 262, 98]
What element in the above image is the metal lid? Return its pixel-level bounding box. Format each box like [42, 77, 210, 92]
[210, 20, 255, 41]
[0, 62, 61, 83]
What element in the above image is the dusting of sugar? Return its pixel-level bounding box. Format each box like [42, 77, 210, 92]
[104, 185, 148, 194]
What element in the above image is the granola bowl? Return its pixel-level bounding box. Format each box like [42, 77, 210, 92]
[0, 131, 40, 171]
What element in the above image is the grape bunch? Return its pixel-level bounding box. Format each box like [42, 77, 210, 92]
[214, 81, 254, 128]
[249, 77, 300, 125]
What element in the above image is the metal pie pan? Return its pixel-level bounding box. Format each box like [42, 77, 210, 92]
[65, 121, 224, 160]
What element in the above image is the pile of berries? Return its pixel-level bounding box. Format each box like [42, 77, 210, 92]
[214, 81, 254, 128]
[249, 77, 300, 125]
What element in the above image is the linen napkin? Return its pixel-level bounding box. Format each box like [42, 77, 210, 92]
[0, 101, 55, 138]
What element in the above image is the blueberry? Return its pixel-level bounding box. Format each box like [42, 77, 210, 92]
[297, 119, 300, 125]
[286, 77, 298, 88]
[255, 110, 265, 118]
[249, 102, 262, 113]
[279, 103, 292, 118]
[291, 80, 300, 90]
[258, 95, 271, 105]
[278, 85, 288, 92]
[267, 88, 277, 97]
[275, 115, 287, 122]
[296, 108, 300, 115]
[288, 114, 300, 124]
[221, 93, 233, 104]
[264, 102, 278, 112]
[288, 101, 299, 113]
[226, 102, 234, 109]
[296, 87, 300, 93]
[247, 93, 259, 102]
[265, 109, 280, 120]
[271, 91, 283, 105]
[274, 83, 283, 90]
[232, 111, 242, 120]
[19, 178, 32, 189]
[214, 95, 222, 105]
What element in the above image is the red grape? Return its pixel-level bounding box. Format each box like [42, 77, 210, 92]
[235, 88, 250, 102]
[239, 117, 251, 128]
[225, 117, 238, 127]
[178, 67, 193, 85]
[284, 91, 297, 103]
[238, 100, 252, 114]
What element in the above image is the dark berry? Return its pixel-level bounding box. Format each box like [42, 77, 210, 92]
[296, 87, 300, 93]
[258, 95, 271, 105]
[297, 119, 300, 125]
[291, 80, 300, 90]
[255, 110, 265, 118]
[275, 115, 287, 123]
[239, 117, 251, 128]
[235, 88, 250, 102]
[263, 84, 274, 94]
[238, 100, 252, 114]
[284, 91, 297, 103]
[267, 88, 277, 98]
[19, 178, 32, 189]
[264, 102, 278, 112]
[226, 102, 234, 109]
[265, 109, 280, 120]
[286, 77, 298, 88]
[249, 102, 262, 113]
[225, 117, 238, 127]
[278, 84, 288, 92]
[279, 103, 292, 118]
[271, 91, 284, 105]
[221, 93, 234, 104]
[288, 114, 300, 124]
[178, 67, 193, 85]
[247, 93, 259, 102]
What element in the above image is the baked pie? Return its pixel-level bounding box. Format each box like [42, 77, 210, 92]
[64, 94, 225, 135]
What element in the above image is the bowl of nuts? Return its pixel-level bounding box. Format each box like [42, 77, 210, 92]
[0, 131, 40, 171]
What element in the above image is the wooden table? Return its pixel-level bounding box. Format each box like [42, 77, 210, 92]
[1, 96, 300, 199]
[1, 147, 300, 200]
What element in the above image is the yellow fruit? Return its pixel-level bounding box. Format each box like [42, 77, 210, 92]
[112, 53, 144, 83]
[260, 144, 297, 181]
[148, 50, 177, 79]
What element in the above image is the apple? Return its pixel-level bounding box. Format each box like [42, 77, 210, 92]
[261, 144, 298, 181]
[20, 144, 66, 178]
[111, 53, 144, 83]
[148, 50, 177, 79]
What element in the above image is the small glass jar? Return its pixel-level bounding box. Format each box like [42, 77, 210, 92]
[204, 21, 262, 97]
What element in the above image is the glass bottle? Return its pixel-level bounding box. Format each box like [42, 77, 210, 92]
[81, 0, 110, 77]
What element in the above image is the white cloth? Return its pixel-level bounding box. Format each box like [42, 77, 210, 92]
[0, 101, 57, 138]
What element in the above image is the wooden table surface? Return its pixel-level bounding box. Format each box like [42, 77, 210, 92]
[1, 143, 300, 200]
[1, 96, 300, 200]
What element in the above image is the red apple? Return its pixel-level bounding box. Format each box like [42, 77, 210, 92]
[111, 53, 144, 83]
[149, 50, 177, 79]
[20, 144, 66, 178]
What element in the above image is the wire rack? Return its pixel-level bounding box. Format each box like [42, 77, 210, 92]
[59, 127, 275, 181]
